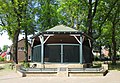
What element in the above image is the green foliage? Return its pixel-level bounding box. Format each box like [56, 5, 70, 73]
[109, 62, 120, 71]
[35, 0, 60, 30]
[22, 61, 30, 68]
[0, 0, 35, 64]
[2, 45, 9, 52]
[0, 0, 119, 64]
[0, 56, 5, 61]
[94, 56, 100, 61]
[57, 0, 85, 29]
[93, 63, 102, 68]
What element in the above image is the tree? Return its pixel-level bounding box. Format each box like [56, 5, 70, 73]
[85, 0, 99, 62]
[0, 47, 2, 52]
[0, 0, 119, 65]
[2, 45, 9, 52]
[22, 0, 36, 62]
[0, 0, 30, 64]
[23, 0, 43, 62]
[96, 0, 119, 63]
[109, 2, 120, 64]
[57, 0, 89, 30]
[36, 0, 59, 30]
[91, 0, 119, 61]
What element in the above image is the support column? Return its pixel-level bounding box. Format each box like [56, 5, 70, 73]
[61, 45, 63, 63]
[80, 35, 83, 64]
[41, 35, 44, 64]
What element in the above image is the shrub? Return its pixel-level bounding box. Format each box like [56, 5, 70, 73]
[22, 61, 30, 68]
[109, 62, 120, 71]
[94, 56, 100, 61]
[0, 56, 5, 61]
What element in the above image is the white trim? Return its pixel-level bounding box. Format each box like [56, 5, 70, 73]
[73, 35, 81, 44]
[70, 34, 80, 36]
[44, 34, 54, 36]
[43, 35, 51, 44]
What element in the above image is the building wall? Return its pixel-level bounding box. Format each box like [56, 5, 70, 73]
[11, 39, 31, 62]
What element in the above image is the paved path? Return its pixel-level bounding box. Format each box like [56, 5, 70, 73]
[0, 70, 120, 83]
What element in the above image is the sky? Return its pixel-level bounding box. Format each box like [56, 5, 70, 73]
[0, 32, 12, 49]
[0, 32, 25, 49]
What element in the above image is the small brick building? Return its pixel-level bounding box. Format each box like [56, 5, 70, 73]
[10, 39, 31, 62]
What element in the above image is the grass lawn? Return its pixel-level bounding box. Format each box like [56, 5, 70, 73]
[0, 62, 15, 76]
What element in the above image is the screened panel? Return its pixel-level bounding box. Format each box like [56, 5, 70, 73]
[63, 45, 79, 63]
[44, 45, 61, 62]
[32, 45, 41, 62]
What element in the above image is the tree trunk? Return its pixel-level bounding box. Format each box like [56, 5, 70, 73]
[87, 0, 99, 63]
[112, 22, 116, 64]
[87, 0, 93, 63]
[25, 26, 28, 62]
[76, 15, 79, 30]
[71, 16, 74, 28]
[108, 44, 112, 60]
[24, 0, 28, 62]
[46, 0, 51, 30]
[111, 5, 119, 64]
[87, 0, 92, 36]
[99, 42, 102, 60]
[13, 29, 20, 64]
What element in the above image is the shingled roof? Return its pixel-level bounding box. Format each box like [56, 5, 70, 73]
[31, 25, 93, 41]
[46, 25, 78, 32]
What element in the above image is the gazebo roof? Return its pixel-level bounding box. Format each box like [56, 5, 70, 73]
[46, 25, 78, 32]
[31, 25, 93, 40]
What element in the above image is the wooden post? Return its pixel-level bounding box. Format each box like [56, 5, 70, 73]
[80, 35, 83, 64]
[41, 35, 44, 64]
[61, 44, 63, 63]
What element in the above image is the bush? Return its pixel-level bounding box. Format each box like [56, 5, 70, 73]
[94, 56, 100, 61]
[0, 56, 5, 61]
[109, 62, 120, 71]
[22, 61, 30, 68]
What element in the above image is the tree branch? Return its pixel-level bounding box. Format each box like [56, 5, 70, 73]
[95, 0, 119, 39]
[114, 5, 120, 25]
[92, 0, 99, 18]
[0, 17, 6, 26]
[82, 0, 88, 7]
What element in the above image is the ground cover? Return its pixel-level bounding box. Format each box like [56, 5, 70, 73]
[108, 61, 120, 71]
[0, 63, 15, 76]
[93, 61, 120, 71]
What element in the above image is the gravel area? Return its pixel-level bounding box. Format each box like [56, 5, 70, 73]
[0, 70, 120, 83]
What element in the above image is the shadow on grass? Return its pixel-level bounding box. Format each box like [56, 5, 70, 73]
[0, 67, 5, 70]
[92, 62, 102, 68]
[109, 62, 120, 71]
